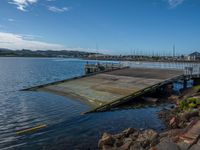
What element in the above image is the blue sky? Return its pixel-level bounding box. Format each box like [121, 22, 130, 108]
[0, 0, 200, 55]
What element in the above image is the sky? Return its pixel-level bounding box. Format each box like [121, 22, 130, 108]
[0, 0, 200, 55]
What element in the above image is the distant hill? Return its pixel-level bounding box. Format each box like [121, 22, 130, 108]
[0, 48, 98, 58]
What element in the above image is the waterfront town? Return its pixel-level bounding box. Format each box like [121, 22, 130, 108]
[87, 51, 200, 62]
[0, 48, 200, 62]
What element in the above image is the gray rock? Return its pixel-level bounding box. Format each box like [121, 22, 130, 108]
[177, 142, 190, 150]
[144, 129, 159, 141]
[189, 116, 200, 122]
[120, 140, 133, 150]
[181, 110, 199, 121]
[197, 139, 200, 145]
[129, 131, 139, 141]
[129, 141, 144, 150]
[168, 129, 183, 136]
[137, 129, 158, 142]
[113, 133, 124, 139]
[123, 138, 133, 144]
[136, 129, 159, 148]
[155, 139, 180, 150]
[189, 144, 200, 150]
[159, 131, 169, 138]
[123, 128, 135, 137]
[115, 139, 123, 147]
[98, 133, 115, 149]
[169, 117, 179, 128]
[136, 134, 146, 143]
[101, 145, 117, 150]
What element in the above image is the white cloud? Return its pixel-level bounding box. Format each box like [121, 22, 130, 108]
[48, 6, 69, 13]
[9, 0, 38, 11]
[167, 0, 185, 8]
[18, 34, 43, 40]
[0, 32, 108, 52]
[0, 32, 65, 50]
[8, 18, 15, 22]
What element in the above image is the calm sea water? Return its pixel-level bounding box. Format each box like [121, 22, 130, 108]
[0, 57, 169, 150]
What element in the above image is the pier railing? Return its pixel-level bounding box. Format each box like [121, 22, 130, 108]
[120, 61, 200, 77]
[84, 61, 200, 78]
[84, 62, 123, 74]
[184, 66, 200, 77]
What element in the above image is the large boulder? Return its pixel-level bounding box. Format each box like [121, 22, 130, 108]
[100, 145, 117, 150]
[168, 95, 179, 102]
[98, 133, 115, 149]
[120, 138, 133, 150]
[114, 139, 123, 147]
[136, 129, 159, 148]
[122, 128, 135, 137]
[113, 133, 124, 139]
[129, 130, 139, 141]
[129, 141, 144, 150]
[169, 117, 179, 129]
[145, 130, 158, 142]
[197, 138, 200, 146]
[181, 110, 199, 121]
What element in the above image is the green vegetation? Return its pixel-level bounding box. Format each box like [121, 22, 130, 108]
[178, 97, 200, 110]
[0, 48, 97, 58]
[193, 85, 200, 92]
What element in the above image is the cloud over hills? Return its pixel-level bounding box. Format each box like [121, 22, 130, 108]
[0, 32, 65, 50]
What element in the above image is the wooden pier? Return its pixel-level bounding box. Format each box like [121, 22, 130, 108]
[22, 67, 188, 113]
[84, 63, 123, 74]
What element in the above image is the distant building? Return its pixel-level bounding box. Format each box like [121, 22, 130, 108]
[187, 52, 200, 61]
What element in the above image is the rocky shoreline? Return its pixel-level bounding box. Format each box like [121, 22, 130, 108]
[98, 86, 200, 150]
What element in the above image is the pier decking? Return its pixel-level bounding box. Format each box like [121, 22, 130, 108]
[25, 67, 184, 113]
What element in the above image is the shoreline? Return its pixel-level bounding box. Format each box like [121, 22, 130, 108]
[98, 85, 200, 150]
[85, 58, 200, 63]
[0, 56, 200, 63]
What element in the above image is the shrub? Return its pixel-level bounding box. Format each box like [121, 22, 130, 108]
[178, 97, 200, 110]
[179, 100, 188, 110]
[188, 103, 197, 108]
[193, 85, 200, 92]
[187, 97, 197, 104]
[196, 99, 200, 105]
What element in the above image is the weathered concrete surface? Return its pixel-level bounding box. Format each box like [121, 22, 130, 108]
[37, 68, 183, 108]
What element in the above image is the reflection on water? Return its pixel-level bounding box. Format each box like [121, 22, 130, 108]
[0, 58, 177, 150]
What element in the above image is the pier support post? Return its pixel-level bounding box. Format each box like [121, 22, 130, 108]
[159, 84, 173, 96]
[193, 78, 200, 86]
[183, 78, 187, 89]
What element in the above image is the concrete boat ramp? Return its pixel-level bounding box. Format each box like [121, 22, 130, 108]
[23, 67, 184, 113]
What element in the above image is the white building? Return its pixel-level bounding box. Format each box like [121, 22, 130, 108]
[187, 52, 200, 61]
